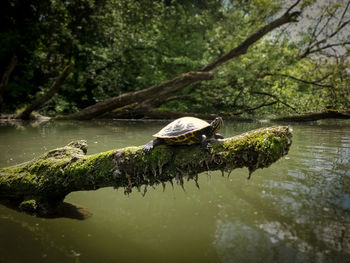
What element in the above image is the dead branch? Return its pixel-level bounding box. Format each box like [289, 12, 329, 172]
[17, 64, 73, 120]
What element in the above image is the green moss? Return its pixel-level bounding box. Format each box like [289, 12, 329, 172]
[173, 146, 206, 171]
[211, 126, 291, 173]
[19, 199, 38, 212]
[147, 145, 173, 170]
[62, 149, 117, 189]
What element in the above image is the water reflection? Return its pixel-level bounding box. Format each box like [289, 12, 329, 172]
[214, 220, 310, 262]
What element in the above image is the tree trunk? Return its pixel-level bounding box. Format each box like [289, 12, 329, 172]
[0, 126, 292, 217]
[0, 55, 18, 113]
[58, 7, 301, 121]
[17, 64, 73, 120]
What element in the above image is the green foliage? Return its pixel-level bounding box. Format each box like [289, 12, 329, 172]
[162, 0, 350, 117]
[0, 0, 349, 117]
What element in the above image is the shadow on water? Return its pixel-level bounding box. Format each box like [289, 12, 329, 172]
[54, 202, 92, 220]
[0, 200, 92, 220]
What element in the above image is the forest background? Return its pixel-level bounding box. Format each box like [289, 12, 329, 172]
[0, 0, 349, 120]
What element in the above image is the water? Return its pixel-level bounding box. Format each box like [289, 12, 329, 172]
[0, 119, 349, 263]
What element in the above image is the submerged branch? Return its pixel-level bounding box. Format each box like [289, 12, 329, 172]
[0, 126, 292, 216]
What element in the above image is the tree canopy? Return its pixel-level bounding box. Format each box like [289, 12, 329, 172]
[0, 0, 349, 119]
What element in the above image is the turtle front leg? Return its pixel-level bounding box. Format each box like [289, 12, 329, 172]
[142, 138, 162, 153]
[201, 135, 211, 151]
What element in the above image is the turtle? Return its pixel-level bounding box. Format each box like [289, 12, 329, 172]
[142, 116, 224, 153]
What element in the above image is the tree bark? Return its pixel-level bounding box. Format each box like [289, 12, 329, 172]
[17, 64, 73, 120]
[0, 126, 292, 217]
[58, 6, 301, 120]
[0, 55, 18, 113]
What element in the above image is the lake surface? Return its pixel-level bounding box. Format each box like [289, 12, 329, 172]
[0, 119, 349, 263]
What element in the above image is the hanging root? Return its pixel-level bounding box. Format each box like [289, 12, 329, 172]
[158, 160, 163, 176]
[142, 185, 148, 197]
[247, 170, 253, 180]
[194, 174, 200, 189]
[175, 171, 186, 192]
[169, 179, 174, 189]
[220, 169, 225, 177]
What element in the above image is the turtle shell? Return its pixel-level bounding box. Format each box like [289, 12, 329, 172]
[154, 117, 210, 138]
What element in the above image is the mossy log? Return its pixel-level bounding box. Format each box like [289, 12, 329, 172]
[0, 126, 292, 217]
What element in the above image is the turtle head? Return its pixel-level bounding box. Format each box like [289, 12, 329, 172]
[210, 117, 223, 133]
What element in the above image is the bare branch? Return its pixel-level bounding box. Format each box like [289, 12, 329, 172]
[337, 1, 350, 28]
[327, 19, 350, 40]
[286, 0, 302, 14]
[268, 73, 335, 89]
[299, 1, 350, 59]
[314, 7, 337, 39]
[312, 11, 326, 39]
[251, 91, 299, 113]
[233, 101, 278, 115]
[306, 41, 350, 56]
[232, 86, 245, 108]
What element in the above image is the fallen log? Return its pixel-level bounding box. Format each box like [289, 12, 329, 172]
[271, 109, 350, 122]
[101, 108, 253, 122]
[55, 71, 214, 120]
[0, 126, 292, 217]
